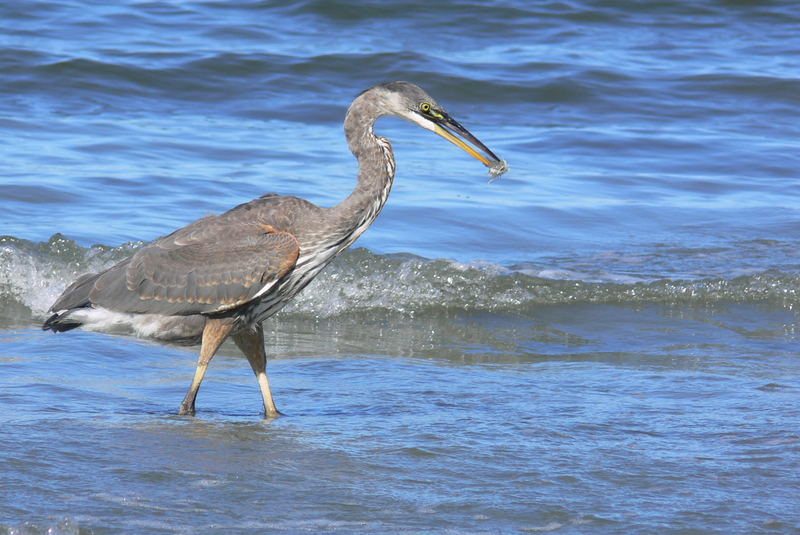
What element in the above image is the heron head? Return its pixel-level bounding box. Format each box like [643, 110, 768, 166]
[369, 81, 508, 179]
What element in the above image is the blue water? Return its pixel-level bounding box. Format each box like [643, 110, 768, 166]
[1, 1, 799, 533]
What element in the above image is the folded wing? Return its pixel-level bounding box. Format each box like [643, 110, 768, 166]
[52, 216, 300, 317]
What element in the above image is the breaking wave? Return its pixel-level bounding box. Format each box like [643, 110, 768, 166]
[1, 234, 798, 327]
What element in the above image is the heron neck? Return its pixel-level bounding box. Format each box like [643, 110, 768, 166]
[333, 107, 395, 235]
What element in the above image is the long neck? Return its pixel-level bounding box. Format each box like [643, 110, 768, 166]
[331, 99, 396, 238]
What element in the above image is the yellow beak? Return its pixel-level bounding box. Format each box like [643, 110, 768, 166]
[433, 124, 494, 167]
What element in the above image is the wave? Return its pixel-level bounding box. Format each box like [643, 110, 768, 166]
[1, 234, 797, 327]
[4, 42, 798, 125]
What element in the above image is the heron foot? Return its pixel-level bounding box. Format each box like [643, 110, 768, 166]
[178, 401, 196, 416]
[263, 407, 285, 419]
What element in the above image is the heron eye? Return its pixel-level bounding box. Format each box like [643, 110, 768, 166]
[420, 102, 431, 113]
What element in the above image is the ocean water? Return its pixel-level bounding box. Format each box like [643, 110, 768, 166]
[1, 1, 799, 533]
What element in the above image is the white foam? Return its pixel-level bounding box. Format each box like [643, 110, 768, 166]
[0, 237, 123, 318]
[3, 238, 799, 325]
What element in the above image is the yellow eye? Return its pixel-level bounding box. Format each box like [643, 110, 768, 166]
[420, 102, 431, 113]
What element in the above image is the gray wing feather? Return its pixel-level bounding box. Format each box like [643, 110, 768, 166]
[52, 195, 306, 316]
[95, 230, 298, 316]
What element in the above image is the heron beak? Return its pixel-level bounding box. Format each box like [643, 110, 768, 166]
[431, 114, 502, 169]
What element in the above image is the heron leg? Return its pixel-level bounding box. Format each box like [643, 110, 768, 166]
[232, 324, 282, 418]
[178, 318, 235, 415]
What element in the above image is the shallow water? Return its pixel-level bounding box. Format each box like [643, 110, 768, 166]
[1, 1, 799, 533]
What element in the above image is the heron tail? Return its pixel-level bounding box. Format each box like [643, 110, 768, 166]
[42, 310, 86, 332]
[43, 271, 101, 332]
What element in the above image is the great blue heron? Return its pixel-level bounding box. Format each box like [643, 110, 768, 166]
[43, 81, 508, 417]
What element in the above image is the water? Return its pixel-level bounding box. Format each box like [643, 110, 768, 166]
[1, 1, 799, 533]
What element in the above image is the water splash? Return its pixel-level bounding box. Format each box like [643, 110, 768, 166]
[1, 235, 797, 328]
[0, 234, 140, 320]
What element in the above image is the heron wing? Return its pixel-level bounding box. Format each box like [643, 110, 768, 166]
[88, 220, 300, 316]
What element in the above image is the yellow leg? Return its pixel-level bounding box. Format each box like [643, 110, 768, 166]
[178, 318, 235, 415]
[233, 324, 282, 418]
